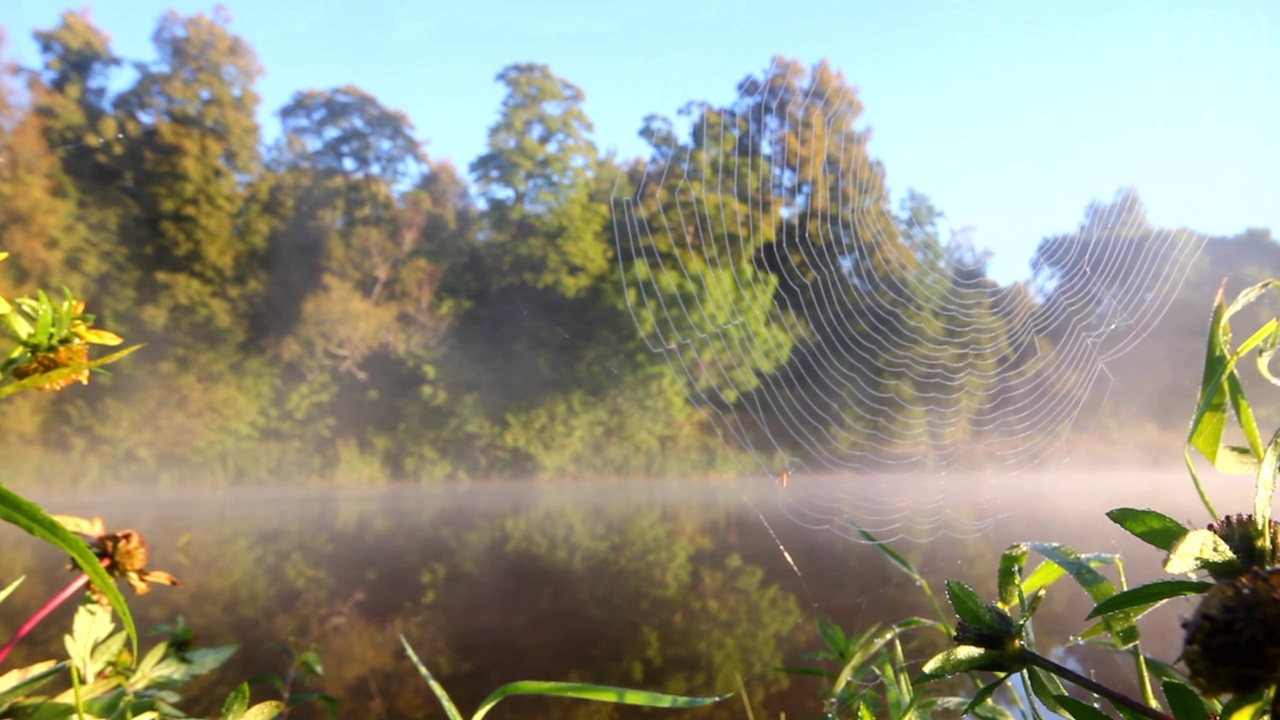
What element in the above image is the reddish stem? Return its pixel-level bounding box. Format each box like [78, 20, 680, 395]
[0, 563, 101, 666]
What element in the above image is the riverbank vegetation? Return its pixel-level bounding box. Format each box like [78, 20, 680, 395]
[2, 10, 1275, 486]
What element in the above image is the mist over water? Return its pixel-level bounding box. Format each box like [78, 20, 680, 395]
[0, 464, 1243, 718]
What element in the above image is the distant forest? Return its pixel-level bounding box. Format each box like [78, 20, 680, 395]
[0, 9, 1274, 485]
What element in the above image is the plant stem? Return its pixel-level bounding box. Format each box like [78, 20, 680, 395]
[0, 560, 105, 666]
[1025, 651, 1175, 720]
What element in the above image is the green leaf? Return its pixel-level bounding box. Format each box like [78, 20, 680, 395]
[1220, 688, 1268, 720]
[829, 625, 900, 701]
[1055, 695, 1114, 720]
[404, 631, 727, 720]
[400, 636, 467, 720]
[33, 291, 52, 346]
[1161, 680, 1208, 720]
[289, 692, 340, 719]
[1030, 543, 1138, 647]
[0, 576, 24, 605]
[241, 701, 286, 720]
[998, 544, 1029, 608]
[1255, 427, 1280, 560]
[471, 681, 727, 720]
[854, 524, 923, 583]
[221, 682, 250, 720]
[1028, 666, 1068, 714]
[1021, 562, 1069, 602]
[295, 649, 324, 678]
[918, 646, 1010, 680]
[0, 660, 64, 709]
[1164, 529, 1242, 577]
[945, 580, 1005, 635]
[1106, 509, 1190, 552]
[0, 484, 137, 656]
[959, 676, 1009, 719]
[1086, 581, 1213, 620]
[816, 616, 850, 658]
[183, 644, 239, 677]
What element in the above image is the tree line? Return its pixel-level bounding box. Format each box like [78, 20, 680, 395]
[0, 9, 1269, 484]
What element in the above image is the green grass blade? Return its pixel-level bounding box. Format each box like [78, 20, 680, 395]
[0, 484, 137, 657]
[471, 681, 729, 720]
[854, 524, 923, 582]
[399, 635, 465, 720]
[1030, 544, 1137, 647]
[0, 576, 24, 605]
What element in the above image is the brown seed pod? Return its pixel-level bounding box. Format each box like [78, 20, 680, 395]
[1183, 568, 1280, 696]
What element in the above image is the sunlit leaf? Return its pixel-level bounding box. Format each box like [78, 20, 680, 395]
[1106, 509, 1189, 551]
[221, 682, 250, 720]
[1164, 529, 1241, 577]
[998, 544, 1028, 608]
[918, 646, 1010, 680]
[1220, 688, 1269, 720]
[472, 680, 728, 720]
[0, 484, 137, 656]
[0, 576, 24, 606]
[1256, 427, 1280, 559]
[76, 328, 124, 346]
[1085, 581, 1212, 619]
[0, 660, 63, 708]
[241, 701, 286, 720]
[1030, 543, 1138, 647]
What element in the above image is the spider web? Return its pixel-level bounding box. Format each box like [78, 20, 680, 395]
[610, 59, 1205, 543]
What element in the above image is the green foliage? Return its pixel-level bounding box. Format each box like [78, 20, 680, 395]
[809, 279, 1280, 720]
[401, 636, 729, 720]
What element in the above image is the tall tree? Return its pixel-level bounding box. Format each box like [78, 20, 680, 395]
[268, 85, 448, 469]
[470, 63, 611, 298]
[113, 7, 269, 349]
[24, 11, 128, 300]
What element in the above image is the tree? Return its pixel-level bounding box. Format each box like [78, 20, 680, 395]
[22, 11, 129, 300]
[113, 7, 269, 350]
[737, 58, 918, 316]
[267, 85, 449, 473]
[470, 63, 611, 298]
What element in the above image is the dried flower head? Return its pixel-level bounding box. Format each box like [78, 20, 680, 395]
[1183, 568, 1280, 696]
[1208, 513, 1280, 572]
[52, 515, 181, 598]
[12, 344, 90, 391]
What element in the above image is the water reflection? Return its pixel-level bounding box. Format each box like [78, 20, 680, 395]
[0, 470, 1246, 718]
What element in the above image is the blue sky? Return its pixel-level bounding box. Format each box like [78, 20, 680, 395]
[5, 0, 1277, 282]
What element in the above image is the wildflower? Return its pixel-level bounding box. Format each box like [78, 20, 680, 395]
[1207, 513, 1280, 574]
[52, 515, 181, 596]
[4, 294, 123, 392]
[1182, 568, 1280, 696]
